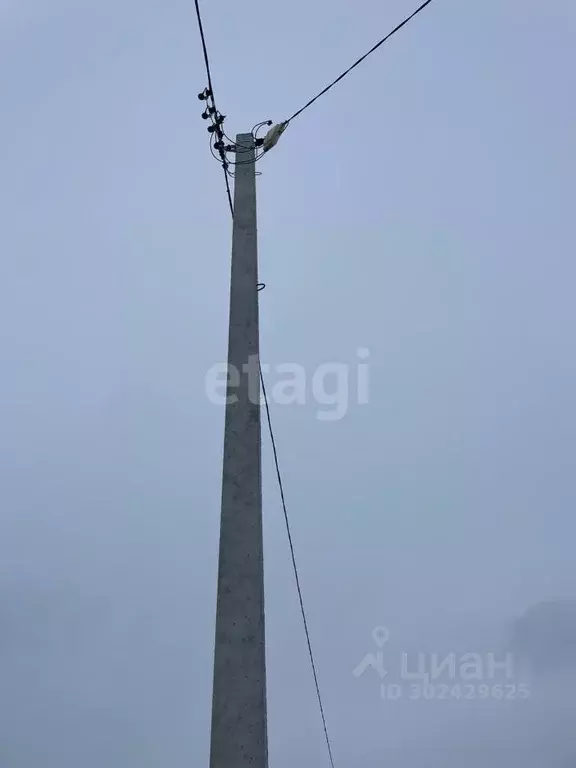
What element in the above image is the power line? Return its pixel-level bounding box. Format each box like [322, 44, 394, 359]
[193, 0, 234, 216]
[286, 0, 435, 124]
[193, 0, 214, 97]
[223, 166, 234, 216]
[259, 362, 336, 768]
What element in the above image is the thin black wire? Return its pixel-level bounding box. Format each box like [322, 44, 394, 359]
[208, 135, 234, 212]
[259, 362, 336, 768]
[287, 0, 434, 123]
[223, 167, 234, 216]
[193, 0, 214, 96]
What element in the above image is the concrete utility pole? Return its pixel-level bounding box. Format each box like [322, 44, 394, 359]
[209, 134, 268, 768]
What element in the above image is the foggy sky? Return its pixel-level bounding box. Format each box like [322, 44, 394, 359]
[1, 0, 575, 765]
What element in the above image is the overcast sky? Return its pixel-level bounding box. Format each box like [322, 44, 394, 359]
[1, 0, 575, 765]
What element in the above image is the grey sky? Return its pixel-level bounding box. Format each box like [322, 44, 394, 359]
[1, 0, 575, 765]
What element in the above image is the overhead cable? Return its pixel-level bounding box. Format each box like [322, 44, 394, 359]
[286, 0, 435, 124]
[193, 0, 234, 214]
[259, 363, 337, 768]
